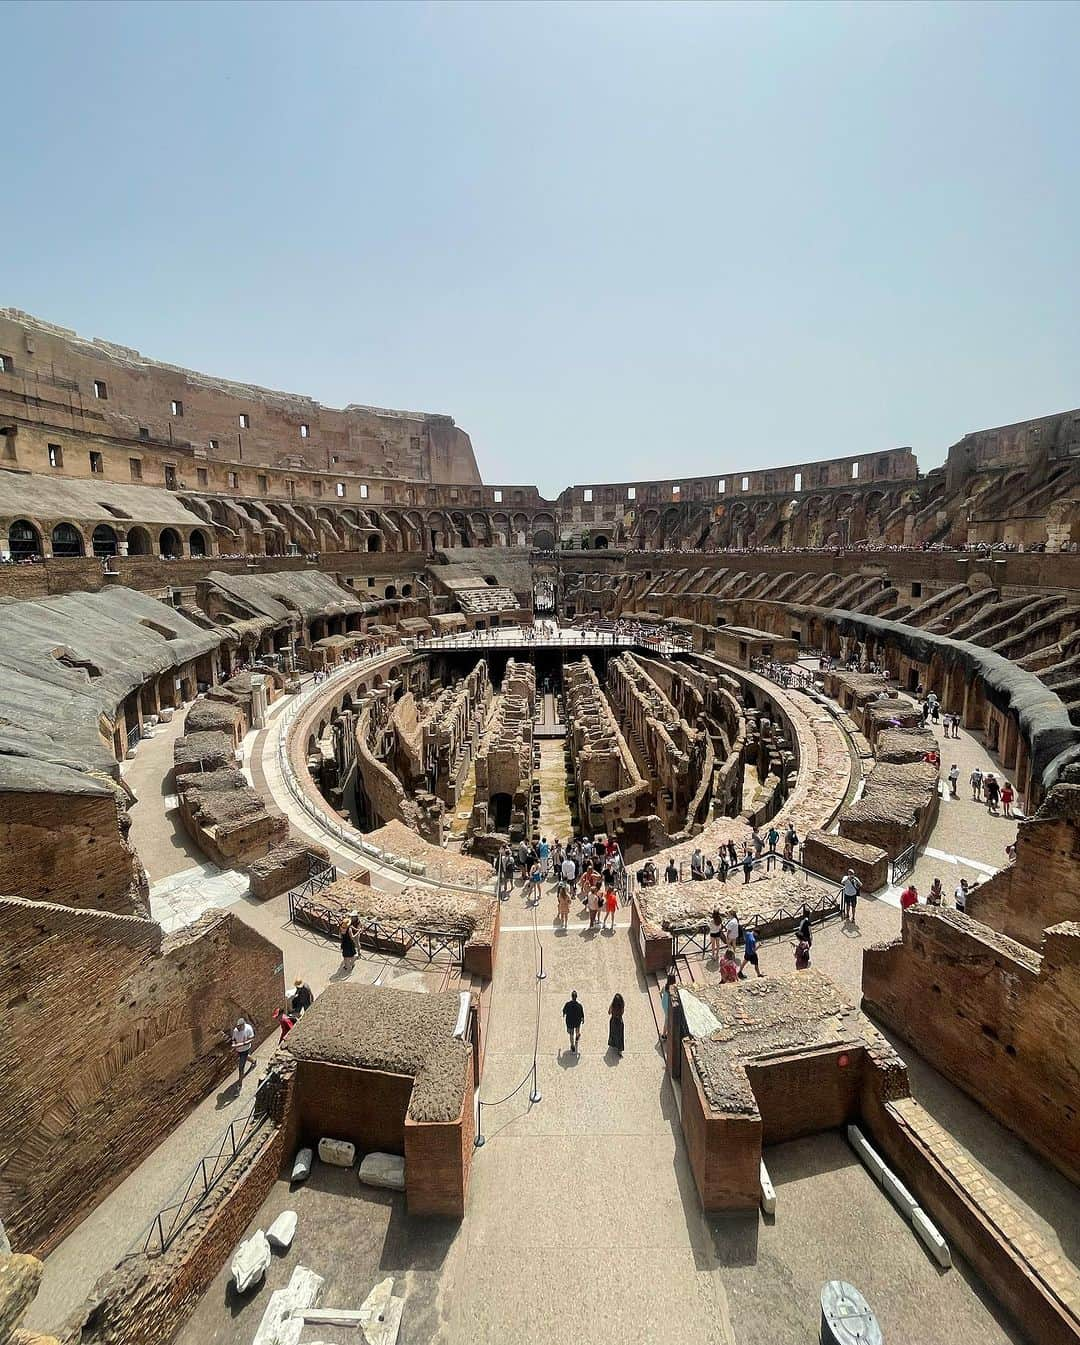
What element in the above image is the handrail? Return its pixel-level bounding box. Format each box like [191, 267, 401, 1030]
[290, 892, 469, 965]
[141, 1096, 269, 1256]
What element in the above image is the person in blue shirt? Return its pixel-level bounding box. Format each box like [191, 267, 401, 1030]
[739, 928, 763, 979]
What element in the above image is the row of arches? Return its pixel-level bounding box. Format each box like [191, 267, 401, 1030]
[5, 520, 210, 560]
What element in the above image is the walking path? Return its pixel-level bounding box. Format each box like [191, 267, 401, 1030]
[443, 879, 737, 1345]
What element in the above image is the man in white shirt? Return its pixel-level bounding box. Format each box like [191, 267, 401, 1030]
[560, 853, 577, 895]
[231, 1017, 255, 1088]
[954, 879, 969, 913]
[839, 869, 861, 922]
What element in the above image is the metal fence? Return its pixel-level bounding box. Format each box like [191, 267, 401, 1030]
[669, 887, 840, 958]
[890, 842, 917, 885]
[142, 1097, 270, 1256]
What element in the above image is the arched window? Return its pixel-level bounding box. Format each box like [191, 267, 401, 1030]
[127, 526, 153, 556]
[385, 584, 397, 599]
[92, 524, 118, 558]
[159, 527, 183, 558]
[51, 522, 84, 557]
[8, 519, 42, 559]
[188, 528, 208, 558]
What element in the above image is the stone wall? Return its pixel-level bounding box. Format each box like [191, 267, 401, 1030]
[0, 898, 284, 1253]
[966, 784, 1080, 949]
[0, 787, 147, 916]
[863, 909, 1080, 1185]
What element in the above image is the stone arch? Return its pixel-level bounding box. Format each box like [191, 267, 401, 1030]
[401, 583, 413, 597]
[159, 527, 183, 558]
[593, 534, 610, 549]
[385, 585, 397, 599]
[126, 525, 153, 556]
[533, 528, 556, 551]
[367, 535, 382, 552]
[51, 521, 85, 557]
[92, 523, 119, 558]
[188, 528, 209, 558]
[8, 518, 43, 559]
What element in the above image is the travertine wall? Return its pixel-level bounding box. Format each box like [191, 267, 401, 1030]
[0, 898, 284, 1253]
[863, 910, 1080, 1185]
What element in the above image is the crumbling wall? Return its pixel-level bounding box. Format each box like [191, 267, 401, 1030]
[863, 910, 1080, 1185]
[0, 898, 284, 1254]
[0, 786, 147, 917]
[966, 783, 1080, 948]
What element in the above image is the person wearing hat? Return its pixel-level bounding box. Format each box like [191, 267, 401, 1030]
[290, 978, 313, 1015]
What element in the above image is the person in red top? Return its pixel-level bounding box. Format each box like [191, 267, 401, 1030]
[719, 947, 740, 983]
[900, 885, 919, 911]
[1000, 781, 1015, 817]
[273, 1007, 296, 1040]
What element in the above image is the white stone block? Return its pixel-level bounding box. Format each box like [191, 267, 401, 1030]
[158, 706, 175, 722]
[253, 1264, 324, 1345]
[360, 1278, 405, 1345]
[267, 1209, 297, 1250]
[318, 1137, 356, 1167]
[291, 1147, 313, 1182]
[759, 1159, 776, 1215]
[358, 1152, 406, 1191]
[912, 1207, 952, 1268]
[231, 1229, 271, 1293]
[882, 1166, 919, 1221]
[846, 1124, 885, 1184]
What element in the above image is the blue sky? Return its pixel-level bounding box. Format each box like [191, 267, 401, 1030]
[2, 1, 1077, 493]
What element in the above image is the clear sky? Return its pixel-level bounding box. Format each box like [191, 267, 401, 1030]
[2, 1, 1077, 494]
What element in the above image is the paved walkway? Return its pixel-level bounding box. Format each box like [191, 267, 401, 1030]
[444, 880, 737, 1345]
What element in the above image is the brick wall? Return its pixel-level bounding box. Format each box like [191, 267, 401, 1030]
[291, 1060, 413, 1156]
[0, 899, 284, 1253]
[745, 1046, 865, 1144]
[862, 910, 1080, 1185]
[0, 789, 144, 915]
[967, 798, 1080, 949]
[61, 1113, 287, 1345]
[679, 1043, 762, 1210]
[404, 1054, 474, 1218]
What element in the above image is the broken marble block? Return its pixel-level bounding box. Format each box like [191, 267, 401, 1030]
[318, 1137, 356, 1168]
[231, 1229, 271, 1293]
[252, 1264, 324, 1345]
[358, 1152, 406, 1191]
[267, 1209, 297, 1250]
[291, 1147, 313, 1182]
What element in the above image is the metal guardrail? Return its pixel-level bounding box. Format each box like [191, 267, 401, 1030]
[289, 889, 468, 965]
[890, 842, 917, 885]
[143, 1097, 269, 1256]
[274, 655, 497, 897]
[751, 658, 820, 693]
[669, 888, 841, 957]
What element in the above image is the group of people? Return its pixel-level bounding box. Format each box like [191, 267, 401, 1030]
[968, 768, 1015, 816]
[900, 877, 970, 913]
[496, 834, 626, 930]
[229, 976, 315, 1088]
[653, 825, 801, 885]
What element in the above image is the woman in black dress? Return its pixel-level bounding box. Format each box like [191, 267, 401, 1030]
[340, 919, 357, 973]
[607, 993, 625, 1055]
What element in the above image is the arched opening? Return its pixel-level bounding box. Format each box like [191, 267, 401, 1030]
[489, 792, 512, 830]
[126, 526, 153, 556]
[159, 527, 183, 558]
[8, 519, 42, 560]
[51, 522, 84, 557]
[92, 523, 119, 558]
[593, 534, 609, 550]
[188, 528, 208, 558]
[366, 534, 381, 552]
[385, 585, 397, 599]
[401, 583, 413, 597]
[533, 529, 555, 550]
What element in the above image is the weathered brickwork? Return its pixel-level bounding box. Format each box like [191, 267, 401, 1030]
[863, 909, 1080, 1185]
[0, 897, 283, 1254]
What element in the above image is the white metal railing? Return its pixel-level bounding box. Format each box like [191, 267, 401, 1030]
[275, 654, 496, 896]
